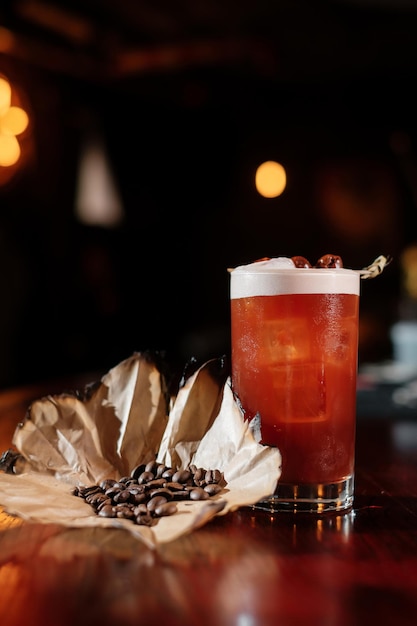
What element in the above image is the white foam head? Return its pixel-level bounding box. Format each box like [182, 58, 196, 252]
[230, 257, 360, 298]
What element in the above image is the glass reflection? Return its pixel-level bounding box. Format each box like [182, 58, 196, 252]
[244, 506, 355, 548]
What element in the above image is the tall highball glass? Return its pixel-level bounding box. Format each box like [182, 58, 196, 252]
[230, 258, 360, 513]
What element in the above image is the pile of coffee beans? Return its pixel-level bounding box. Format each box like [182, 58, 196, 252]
[73, 460, 226, 527]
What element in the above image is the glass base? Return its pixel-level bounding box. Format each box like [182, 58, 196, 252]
[253, 477, 354, 514]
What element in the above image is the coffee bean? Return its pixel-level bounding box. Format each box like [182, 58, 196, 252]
[98, 505, 115, 518]
[147, 495, 168, 512]
[146, 478, 166, 488]
[128, 484, 146, 495]
[130, 463, 146, 480]
[131, 492, 146, 504]
[80, 485, 101, 497]
[133, 503, 148, 516]
[156, 464, 169, 477]
[115, 505, 135, 519]
[161, 468, 175, 479]
[135, 513, 157, 526]
[123, 479, 139, 487]
[137, 471, 155, 484]
[163, 481, 184, 491]
[148, 487, 173, 500]
[192, 467, 206, 483]
[170, 490, 190, 500]
[105, 486, 122, 498]
[100, 478, 117, 491]
[204, 483, 223, 496]
[113, 489, 131, 503]
[189, 487, 210, 501]
[97, 498, 112, 511]
[86, 492, 108, 506]
[154, 502, 178, 517]
[205, 469, 219, 484]
[172, 469, 192, 484]
[145, 460, 159, 474]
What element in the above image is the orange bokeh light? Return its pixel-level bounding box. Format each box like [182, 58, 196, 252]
[0, 75, 29, 169]
[255, 160, 287, 198]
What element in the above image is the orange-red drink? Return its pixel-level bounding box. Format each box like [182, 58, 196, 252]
[230, 257, 360, 512]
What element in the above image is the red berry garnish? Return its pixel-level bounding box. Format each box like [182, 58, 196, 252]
[315, 254, 343, 269]
[291, 256, 312, 268]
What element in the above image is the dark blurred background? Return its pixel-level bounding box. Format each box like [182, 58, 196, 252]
[1, 0, 417, 388]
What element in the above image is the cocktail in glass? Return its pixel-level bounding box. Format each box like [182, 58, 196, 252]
[230, 257, 360, 513]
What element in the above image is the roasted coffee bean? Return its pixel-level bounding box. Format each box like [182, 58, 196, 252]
[97, 498, 112, 511]
[172, 469, 192, 484]
[161, 468, 176, 479]
[86, 492, 108, 506]
[149, 487, 173, 500]
[170, 490, 190, 500]
[98, 505, 115, 518]
[100, 478, 117, 490]
[105, 486, 122, 498]
[155, 464, 169, 477]
[135, 513, 157, 526]
[80, 485, 101, 497]
[214, 469, 223, 483]
[205, 469, 219, 484]
[147, 495, 168, 512]
[137, 471, 155, 484]
[192, 467, 206, 484]
[212, 469, 224, 484]
[204, 483, 223, 496]
[130, 463, 146, 480]
[146, 478, 166, 488]
[131, 492, 146, 504]
[162, 481, 184, 491]
[189, 487, 210, 501]
[154, 502, 178, 517]
[133, 503, 148, 516]
[123, 479, 138, 487]
[128, 484, 146, 494]
[113, 489, 132, 504]
[145, 460, 159, 474]
[115, 505, 135, 519]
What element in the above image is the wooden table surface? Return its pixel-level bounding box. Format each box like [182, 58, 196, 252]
[1, 375, 417, 626]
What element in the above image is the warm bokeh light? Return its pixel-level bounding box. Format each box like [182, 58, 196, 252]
[0, 75, 30, 171]
[0, 77, 11, 114]
[255, 160, 287, 198]
[0, 134, 20, 166]
[0, 106, 29, 136]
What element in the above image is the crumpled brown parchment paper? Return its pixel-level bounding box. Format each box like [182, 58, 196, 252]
[0, 353, 281, 547]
